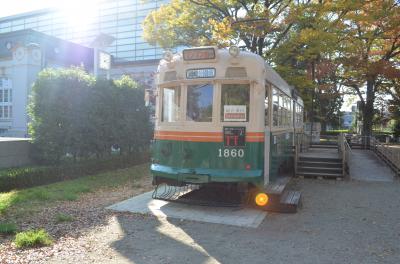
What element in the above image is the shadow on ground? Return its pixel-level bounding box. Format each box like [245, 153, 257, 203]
[110, 179, 400, 264]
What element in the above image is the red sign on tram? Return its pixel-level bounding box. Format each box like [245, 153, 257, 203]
[223, 127, 246, 147]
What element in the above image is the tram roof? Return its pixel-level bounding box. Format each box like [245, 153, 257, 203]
[263, 62, 292, 97]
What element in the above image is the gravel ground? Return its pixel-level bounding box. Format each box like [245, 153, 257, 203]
[0, 175, 153, 264]
[2, 177, 400, 264]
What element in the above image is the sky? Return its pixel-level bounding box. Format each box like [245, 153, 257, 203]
[0, 0, 56, 18]
[0, 0, 101, 18]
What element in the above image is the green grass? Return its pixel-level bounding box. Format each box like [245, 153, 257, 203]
[0, 163, 149, 216]
[55, 213, 74, 223]
[0, 222, 17, 234]
[14, 229, 53, 248]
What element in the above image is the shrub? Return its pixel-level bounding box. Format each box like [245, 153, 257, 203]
[0, 222, 17, 234]
[14, 229, 53, 248]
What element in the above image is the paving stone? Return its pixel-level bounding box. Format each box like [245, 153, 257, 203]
[106, 192, 267, 228]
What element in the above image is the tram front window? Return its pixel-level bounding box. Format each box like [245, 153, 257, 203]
[187, 83, 213, 122]
[221, 84, 250, 122]
[162, 87, 180, 122]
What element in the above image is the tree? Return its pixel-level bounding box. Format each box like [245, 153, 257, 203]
[334, 0, 400, 136]
[144, 0, 400, 136]
[143, 0, 297, 56]
[29, 68, 151, 163]
[29, 68, 95, 163]
[269, 1, 346, 128]
[113, 76, 153, 155]
[385, 77, 400, 137]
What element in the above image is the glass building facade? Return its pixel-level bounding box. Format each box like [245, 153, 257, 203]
[0, 0, 169, 63]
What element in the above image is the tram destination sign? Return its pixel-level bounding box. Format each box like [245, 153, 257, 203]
[183, 48, 215, 61]
[224, 105, 246, 121]
[223, 127, 246, 147]
[186, 68, 216, 79]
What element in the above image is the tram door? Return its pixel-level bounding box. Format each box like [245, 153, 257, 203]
[263, 83, 270, 186]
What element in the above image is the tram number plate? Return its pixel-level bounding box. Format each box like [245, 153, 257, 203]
[223, 127, 245, 147]
[218, 148, 244, 158]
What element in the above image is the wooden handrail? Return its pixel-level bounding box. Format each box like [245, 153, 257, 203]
[345, 135, 399, 176]
[338, 133, 351, 177]
[369, 137, 400, 176]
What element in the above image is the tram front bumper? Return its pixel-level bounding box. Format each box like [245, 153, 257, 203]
[151, 164, 262, 185]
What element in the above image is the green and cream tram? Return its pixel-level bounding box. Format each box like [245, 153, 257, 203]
[151, 46, 304, 207]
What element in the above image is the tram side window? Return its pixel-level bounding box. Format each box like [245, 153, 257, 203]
[279, 92, 284, 127]
[287, 97, 292, 127]
[295, 104, 304, 127]
[265, 85, 269, 126]
[162, 87, 180, 122]
[282, 96, 288, 127]
[272, 88, 279, 126]
[299, 105, 304, 126]
[221, 84, 250, 122]
[187, 83, 213, 122]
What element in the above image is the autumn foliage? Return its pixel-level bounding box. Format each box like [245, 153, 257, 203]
[144, 0, 400, 135]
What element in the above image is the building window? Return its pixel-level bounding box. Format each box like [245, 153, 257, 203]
[4, 90, 8, 102]
[4, 106, 8, 118]
[0, 78, 13, 119]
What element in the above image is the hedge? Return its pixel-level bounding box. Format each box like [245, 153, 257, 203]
[0, 152, 149, 193]
[28, 69, 152, 163]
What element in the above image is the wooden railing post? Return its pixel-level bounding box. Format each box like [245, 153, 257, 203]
[294, 145, 298, 177]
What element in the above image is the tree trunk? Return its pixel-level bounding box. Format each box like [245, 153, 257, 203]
[362, 78, 375, 137]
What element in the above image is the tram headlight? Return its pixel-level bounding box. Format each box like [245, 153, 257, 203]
[163, 50, 174, 62]
[255, 193, 269, 207]
[229, 46, 240, 57]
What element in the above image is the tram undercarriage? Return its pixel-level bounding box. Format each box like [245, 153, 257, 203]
[152, 177, 302, 213]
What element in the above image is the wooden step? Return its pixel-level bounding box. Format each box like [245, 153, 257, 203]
[311, 145, 338, 149]
[312, 142, 337, 145]
[298, 160, 342, 168]
[298, 166, 342, 174]
[296, 171, 343, 179]
[264, 190, 302, 213]
[299, 156, 341, 163]
[264, 176, 291, 195]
